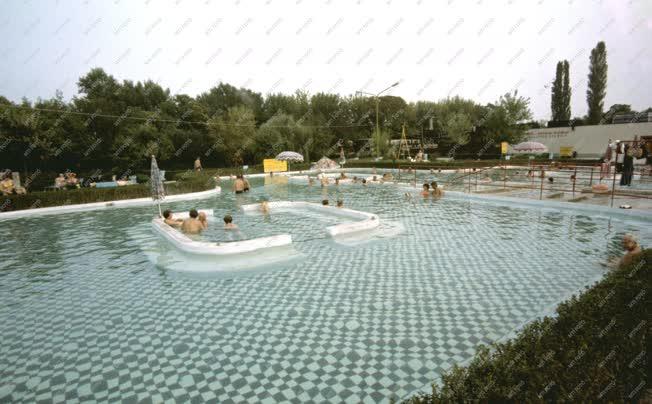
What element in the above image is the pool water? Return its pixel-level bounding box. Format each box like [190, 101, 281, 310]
[1, 178, 650, 403]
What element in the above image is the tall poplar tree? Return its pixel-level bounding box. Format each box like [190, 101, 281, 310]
[561, 60, 571, 121]
[587, 41, 608, 124]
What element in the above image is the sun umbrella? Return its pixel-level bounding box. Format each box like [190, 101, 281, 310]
[311, 156, 340, 170]
[511, 141, 548, 154]
[275, 151, 304, 200]
[275, 151, 304, 163]
[150, 155, 165, 217]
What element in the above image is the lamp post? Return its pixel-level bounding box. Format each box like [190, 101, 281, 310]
[356, 81, 400, 157]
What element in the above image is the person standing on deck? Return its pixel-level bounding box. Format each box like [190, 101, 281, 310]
[194, 157, 202, 172]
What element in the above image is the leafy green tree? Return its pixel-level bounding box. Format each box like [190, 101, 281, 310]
[207, 105, 257, 166]
[587, 41, 608, 124]
[484, 91, 532, 144]
[445, 112, 473, 146]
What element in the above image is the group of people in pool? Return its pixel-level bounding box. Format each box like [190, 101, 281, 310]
[311, 172, 394, 187]
[162, 209, 237, 234]
[420, 181, 444, 198]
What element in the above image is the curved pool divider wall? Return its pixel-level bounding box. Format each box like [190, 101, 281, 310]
[241, 201, 380, 237]
[0, 187, 222, 221]
[152, 209, 293, 260]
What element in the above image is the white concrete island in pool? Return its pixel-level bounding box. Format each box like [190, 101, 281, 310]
[152, 209, 293, 260]
[241, 201, 380, 237]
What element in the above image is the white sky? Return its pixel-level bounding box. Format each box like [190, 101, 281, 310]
[0, 0, 650, 120]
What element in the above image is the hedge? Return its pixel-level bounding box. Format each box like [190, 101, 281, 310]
[402, 249, 650, 403]
[1, 172, 217, 212]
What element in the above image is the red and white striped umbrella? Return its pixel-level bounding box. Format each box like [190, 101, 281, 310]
[511, 141, 548, 154]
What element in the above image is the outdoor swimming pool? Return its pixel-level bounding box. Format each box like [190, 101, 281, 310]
[1, 177, 650, 403]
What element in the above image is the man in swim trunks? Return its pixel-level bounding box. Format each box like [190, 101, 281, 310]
[163, 209, 183, 228]
[223, 214, 238, 229]
[233, 175, 246, 193]
[181, 209, 204, 234]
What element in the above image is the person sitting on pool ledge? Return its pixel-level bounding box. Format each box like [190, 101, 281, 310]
[162, 209, 183, 228]
[420, 183, 430, 197]
[223, 214, 238, 230]
[430, 181, 444, 198]
[181, 209, 204, 234]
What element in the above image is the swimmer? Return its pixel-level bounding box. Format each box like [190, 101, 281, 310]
[340, 172, 348, 179]
[181, 209, 204, 234]
[337, 199, 343, 208]
[335, 178, 340, 185]
[430, 181, 444, 198]
[620, 234, 642, 267]
[261, 200, 270, 214]
[372, 175, 378, 182]
[322, 199, 329, 206]
[308, 177, 314, 186]
[362, 179, 367, 185]
[198, 212, 209, 230]
[352, 176, 359, 183]
[163, 209, 183, 228]
[320, 176, 330, 187]
[420, 183, 430, 197]
[233, 175, 246, 193]
[223, 214, 238, 230]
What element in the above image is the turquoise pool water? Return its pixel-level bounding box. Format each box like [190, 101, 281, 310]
[1, 178, 650, 403]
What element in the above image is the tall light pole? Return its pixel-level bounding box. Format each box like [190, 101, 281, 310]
[356, 81, 399, 157]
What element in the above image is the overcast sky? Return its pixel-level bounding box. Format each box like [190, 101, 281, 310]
[1, 0, 650, 120]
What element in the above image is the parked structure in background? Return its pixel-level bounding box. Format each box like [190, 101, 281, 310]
[525, 122, 652, 159]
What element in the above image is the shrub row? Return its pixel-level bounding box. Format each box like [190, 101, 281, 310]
[402, 249, 650, 403]
[2, 173, 217, 212]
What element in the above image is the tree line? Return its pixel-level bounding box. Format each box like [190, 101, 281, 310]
[0, 67, 532, 174]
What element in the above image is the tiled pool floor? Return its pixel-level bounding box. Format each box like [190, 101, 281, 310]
[1, 180, 649, 403]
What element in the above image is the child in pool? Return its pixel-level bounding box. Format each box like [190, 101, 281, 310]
[223, 214, 238, 230]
